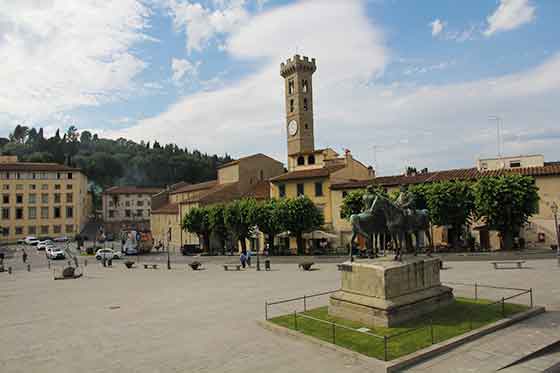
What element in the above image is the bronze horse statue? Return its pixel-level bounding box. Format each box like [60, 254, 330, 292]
[349, 196, 389, 258]
[371, 195, 432, 261]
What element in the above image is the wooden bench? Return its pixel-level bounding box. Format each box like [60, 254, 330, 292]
[224, 264, 241, 271]
[492, 261, 525, 269]
[143, 263, 159, 269]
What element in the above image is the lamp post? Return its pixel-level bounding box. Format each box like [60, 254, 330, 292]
[551, 202, 559, 256]
[167, 227, 171, 270]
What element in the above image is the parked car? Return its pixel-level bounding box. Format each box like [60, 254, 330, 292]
[37, 240, 54, 251]
[53, 236, 69, 242]
[23, 236, 39, 245]
[123, 246, 138, 255]
[46, 246, 66, 260]
[95, 248, 122, 261]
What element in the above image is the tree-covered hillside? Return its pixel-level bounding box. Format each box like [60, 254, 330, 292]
[0, 125, 233, 188]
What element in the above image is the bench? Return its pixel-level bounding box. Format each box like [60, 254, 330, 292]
[224, 264, 241, 271]
[492, 261, 525, 269]
[143, 263, 159, 269]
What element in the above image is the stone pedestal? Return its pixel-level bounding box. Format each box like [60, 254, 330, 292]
[329, 257, 453, 327]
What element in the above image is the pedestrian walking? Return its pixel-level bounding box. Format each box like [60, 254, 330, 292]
[247, 248, 252, 267]
[240, 251, 247, 268]
[22, 249, 28, 264]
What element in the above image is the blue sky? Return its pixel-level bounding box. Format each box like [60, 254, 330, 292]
[1, 0, 559, 175]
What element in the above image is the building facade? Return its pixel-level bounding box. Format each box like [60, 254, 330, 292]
[151, 154, 285, 251]
[102, 186, 163, 233]
[0, 156, 90, 242]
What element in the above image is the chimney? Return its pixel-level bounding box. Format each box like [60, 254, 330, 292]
[368, 166, 375, 178]
[344, 149, 352, 165]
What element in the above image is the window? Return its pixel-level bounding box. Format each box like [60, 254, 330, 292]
[28, 207, 36, 219]
[41, 194, 48, 204]
[315, 182, 323, 197]
[137, 200, 144, 207]
[28, 226, 36, 235]
[302, 80, 308, 93]
[53, 207, 61, 218]
[54, 184, 61, 190]
[66, 193, 73, 203]
[66, 225, 73, 233]
[41, 225, 49, 234]
[30, 184, 36, 190]
[308, 155, 315, 165]
[66, 184, 73, 190]
[16, 184, 23, 190]
[279, 184, 286, 198]
[56, 173, 61, 179]
[125, 201, 131, 207]
[16, 194, 23, 204]
[53, 225, 61, 234]
[136, 209, 143, 217]
[41, 184, 48, 190]
[67, 172, 73, 179]
[29, 194, 36, 204]
[16, 172, 21, 179]
[54, 193, 61, 203]
[297, 183, 305, 196]
[2, 208, 9, 219]
[297, 156, 305, 166]
[15, 227, 23, 235]
[342, 191, 348, 198]
[509, 161, 521, 168]
[303, 98, 308, 111]
[4, 173, 9, 180]
[290, 99, 294, 112]
[2, 194, 9, 204]
[66, 206, 73, 218]
[41, 207, 49, 219]
[125, 209, 131, 217]
[16, 208, 23, 219]
[260, 170, 264, 181]
[288, 80, 294, 94]
[2, 184, 9, 190]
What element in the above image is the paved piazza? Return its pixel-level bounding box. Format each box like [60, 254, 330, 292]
[1, 256, 559, 372]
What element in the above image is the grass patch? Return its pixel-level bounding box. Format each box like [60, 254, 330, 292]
[269, 297, 529, 360]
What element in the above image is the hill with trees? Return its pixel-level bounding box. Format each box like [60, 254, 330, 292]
[0, 124, 233, 189]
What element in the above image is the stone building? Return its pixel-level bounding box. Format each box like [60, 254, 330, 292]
[269, 55, 373, 253]
[101, 186, 163, 233]
[151, 154, 284, 251]
[0, 156, 90, 242]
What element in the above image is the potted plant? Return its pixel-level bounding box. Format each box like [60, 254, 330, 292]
[124, 260, 135, 269]
[299, 261, 314, 271]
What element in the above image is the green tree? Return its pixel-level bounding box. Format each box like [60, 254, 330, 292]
[182, 206, 212, 252]
[473, 174, 539, 250]
[283, 196, 324, 255]
[251, 199, 285, 255]
[208, 204, 228, 254]
[424, 181, 475, 246]
[224, 198, 257, 253]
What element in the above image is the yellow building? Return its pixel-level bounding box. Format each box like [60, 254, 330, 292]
[269, 55, 373, 252]
[151, 154, 284, 251]
[330, 160, 560, 251]
[0, 156, 90, 242]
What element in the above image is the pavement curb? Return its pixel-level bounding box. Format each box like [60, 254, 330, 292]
[258, 306, 546, 373]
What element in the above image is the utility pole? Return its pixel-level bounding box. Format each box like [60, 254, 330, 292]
[488, 115, 503, 159]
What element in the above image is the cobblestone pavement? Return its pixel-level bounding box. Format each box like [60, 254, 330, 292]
[0, 258, 559, 372]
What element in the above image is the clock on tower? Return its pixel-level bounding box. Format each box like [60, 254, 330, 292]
[280, 55, 316, 156]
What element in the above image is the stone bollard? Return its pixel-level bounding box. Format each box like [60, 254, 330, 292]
[8, 266, 12, 274]
[27, 264, 31, 272]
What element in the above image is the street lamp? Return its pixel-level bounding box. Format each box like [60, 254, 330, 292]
[551, 202, 559, 255]
[167, 227, 172, 270]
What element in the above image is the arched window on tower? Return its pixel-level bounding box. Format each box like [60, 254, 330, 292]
[303, 98, 308, 111]
[302, 80, 308, 93]
[290, 99, 294, 112]
[297, 156, 305, 166]
[288, 80, 294, 94]
[308, 155, 315, 165]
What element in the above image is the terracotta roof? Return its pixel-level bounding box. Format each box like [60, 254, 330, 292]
[0, 162, 81, 172]
[151, 202, 179, 215]
[171, 180, 217, 194]
[197, 182, 242, 204]
[103, 186, 164, 195]
[216, 153, 281, 169]
[270, 164, 346, 182]
[331, 164, 560, 190]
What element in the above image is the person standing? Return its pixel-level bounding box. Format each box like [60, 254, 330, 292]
[246, 248, 252, 267]
[240, 251, 247, 268]
[22, 249, 28, 264]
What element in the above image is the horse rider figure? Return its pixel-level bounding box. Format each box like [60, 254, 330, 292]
[363, 185, 378, 214]
[394, 185, 416, 216]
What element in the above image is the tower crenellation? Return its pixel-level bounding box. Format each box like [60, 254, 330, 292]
[280, 55, 317, 78]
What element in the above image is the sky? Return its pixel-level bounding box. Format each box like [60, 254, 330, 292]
[1, 0, 559, 175]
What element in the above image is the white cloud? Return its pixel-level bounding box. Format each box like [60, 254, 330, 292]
[113, 0, 560, 175]
[484, 0, 536, 36]
[429, 19, 445, 36]
[0, 0, 150, 124]
[171, 58, 200, 84]
[165, 0, 249, 53]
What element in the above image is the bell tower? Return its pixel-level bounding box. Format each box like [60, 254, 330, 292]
[280, 55, 316, 156]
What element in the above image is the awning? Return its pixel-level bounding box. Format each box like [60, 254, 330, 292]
[302, 230, 338, 240]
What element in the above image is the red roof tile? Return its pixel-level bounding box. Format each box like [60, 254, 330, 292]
[171, 180, 217, 194]
[103, 186, 163, 195]
[0, 162, 81, 172]
[270, 164, 346, 182]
